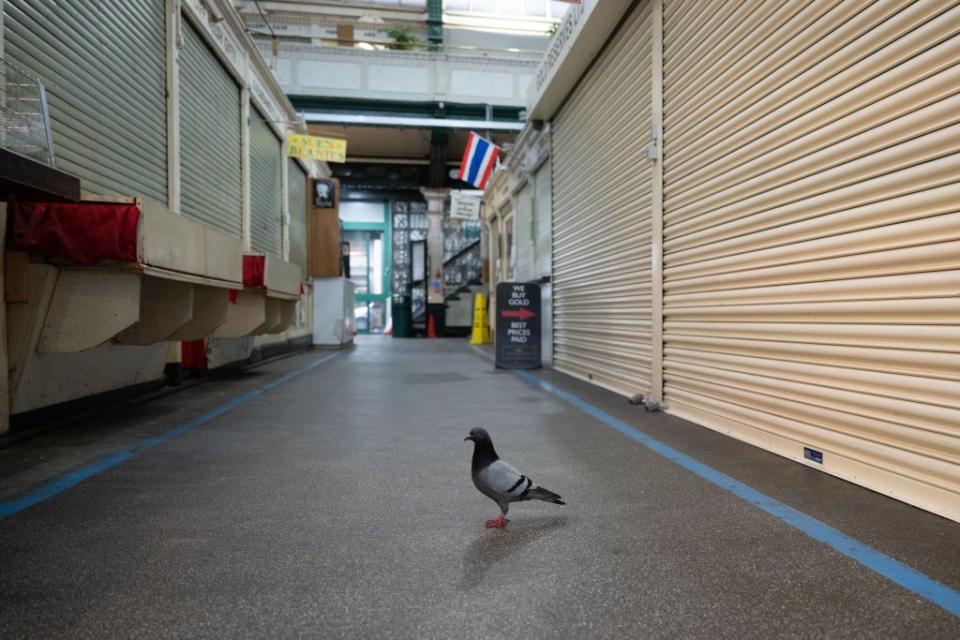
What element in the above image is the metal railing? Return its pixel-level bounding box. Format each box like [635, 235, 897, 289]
[443, 217, 482, 299]
[255, 37, 543, 65]
[0, 57, 56, 166]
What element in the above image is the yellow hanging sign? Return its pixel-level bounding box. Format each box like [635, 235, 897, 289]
[287, 134, 347, 163]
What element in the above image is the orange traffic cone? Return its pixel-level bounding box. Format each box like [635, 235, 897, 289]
[427, 314, 438, 339]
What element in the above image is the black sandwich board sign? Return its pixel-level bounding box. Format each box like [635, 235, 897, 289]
[495, 282, 541, 369]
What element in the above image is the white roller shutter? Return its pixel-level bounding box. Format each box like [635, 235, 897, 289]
[181, 19, 243, 236]
[250, 107, 283, 255]
[662, 0, 960, 522]
[514, 181, 535, 282]
[288, 158, 308, 274]
[552, 1, 653, 398]
[533, 160, 552, 280]
[4, 0, 167, 201]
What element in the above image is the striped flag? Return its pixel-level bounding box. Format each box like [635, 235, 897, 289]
[457, 132, 500, 190]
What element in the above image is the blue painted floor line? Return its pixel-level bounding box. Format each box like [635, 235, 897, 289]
[470, 347, 960, 618]
[0, 353, 340, 522]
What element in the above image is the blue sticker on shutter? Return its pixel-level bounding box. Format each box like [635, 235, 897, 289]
[804, 447, 823, 464]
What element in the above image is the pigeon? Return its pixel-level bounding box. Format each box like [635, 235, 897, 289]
[464, 427, 565, 528]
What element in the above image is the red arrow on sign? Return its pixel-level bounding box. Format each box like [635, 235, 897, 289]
[502, 309, 536, 320]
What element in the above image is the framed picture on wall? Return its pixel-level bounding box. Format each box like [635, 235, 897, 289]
[313, 178, 337, 209]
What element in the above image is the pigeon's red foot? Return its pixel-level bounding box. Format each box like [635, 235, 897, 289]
[485, 515, 509, 528]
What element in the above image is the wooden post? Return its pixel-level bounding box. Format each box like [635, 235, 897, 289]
[308, 177, 342, 278]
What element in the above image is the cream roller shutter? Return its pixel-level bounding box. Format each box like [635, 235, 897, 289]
[515, 182, 535, 283]
[533, 161, 552, 280]
[4, 0, 167, 201]
[552, 1, 653, 398]
[249, 107, 283, 255]
[181, 18, 243, 236]
[662, 0, 960, 522]
[288, 158, 308, 274]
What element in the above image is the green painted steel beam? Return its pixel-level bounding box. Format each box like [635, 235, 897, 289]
[427, 0, 443, 47]
[288, 95, 524, 123]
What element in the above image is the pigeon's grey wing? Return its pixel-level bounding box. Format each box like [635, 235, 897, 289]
[478, 459, 533, 498]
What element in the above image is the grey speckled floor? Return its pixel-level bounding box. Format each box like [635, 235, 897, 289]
[1, 336, 959, 639]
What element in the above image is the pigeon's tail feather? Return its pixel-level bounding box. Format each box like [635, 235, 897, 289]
[528, 486, 565, 505]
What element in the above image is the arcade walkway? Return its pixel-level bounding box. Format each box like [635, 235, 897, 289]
[1, 338, 959, 638]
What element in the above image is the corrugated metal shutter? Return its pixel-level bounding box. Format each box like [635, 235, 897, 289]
[515, 181, 535, 282]
[551, 1, 653, 398]
[533, 161, 551, 279]
[662, 0, 960, 522]
[4, 0, 167, 201]
[500, 202, 515, 281]
[288, 158, 308, 273]
[250, 107, 283, 255]
[181, 19, 242, 236]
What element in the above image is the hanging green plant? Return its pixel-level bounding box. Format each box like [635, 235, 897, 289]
[385, 24, 421, 51]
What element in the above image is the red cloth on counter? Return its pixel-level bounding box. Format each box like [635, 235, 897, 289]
[181, 339, 207, 371]
[12, 202, 140, 266]
[242, 254, 266, 288]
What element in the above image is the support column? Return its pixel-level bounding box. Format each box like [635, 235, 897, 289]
[428, 129, 448, 188]
[165, 1, 183, 372]
[420, 187, 448, 307]
[281, 138, 290, 261]
[480, 216, 489, 287]
[427, 0, 443, 50]
[649, 0, 664, 410]
[241, 87, 252, 251]
[166, 0, 182, 212]
[0, 203, 8, 434]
